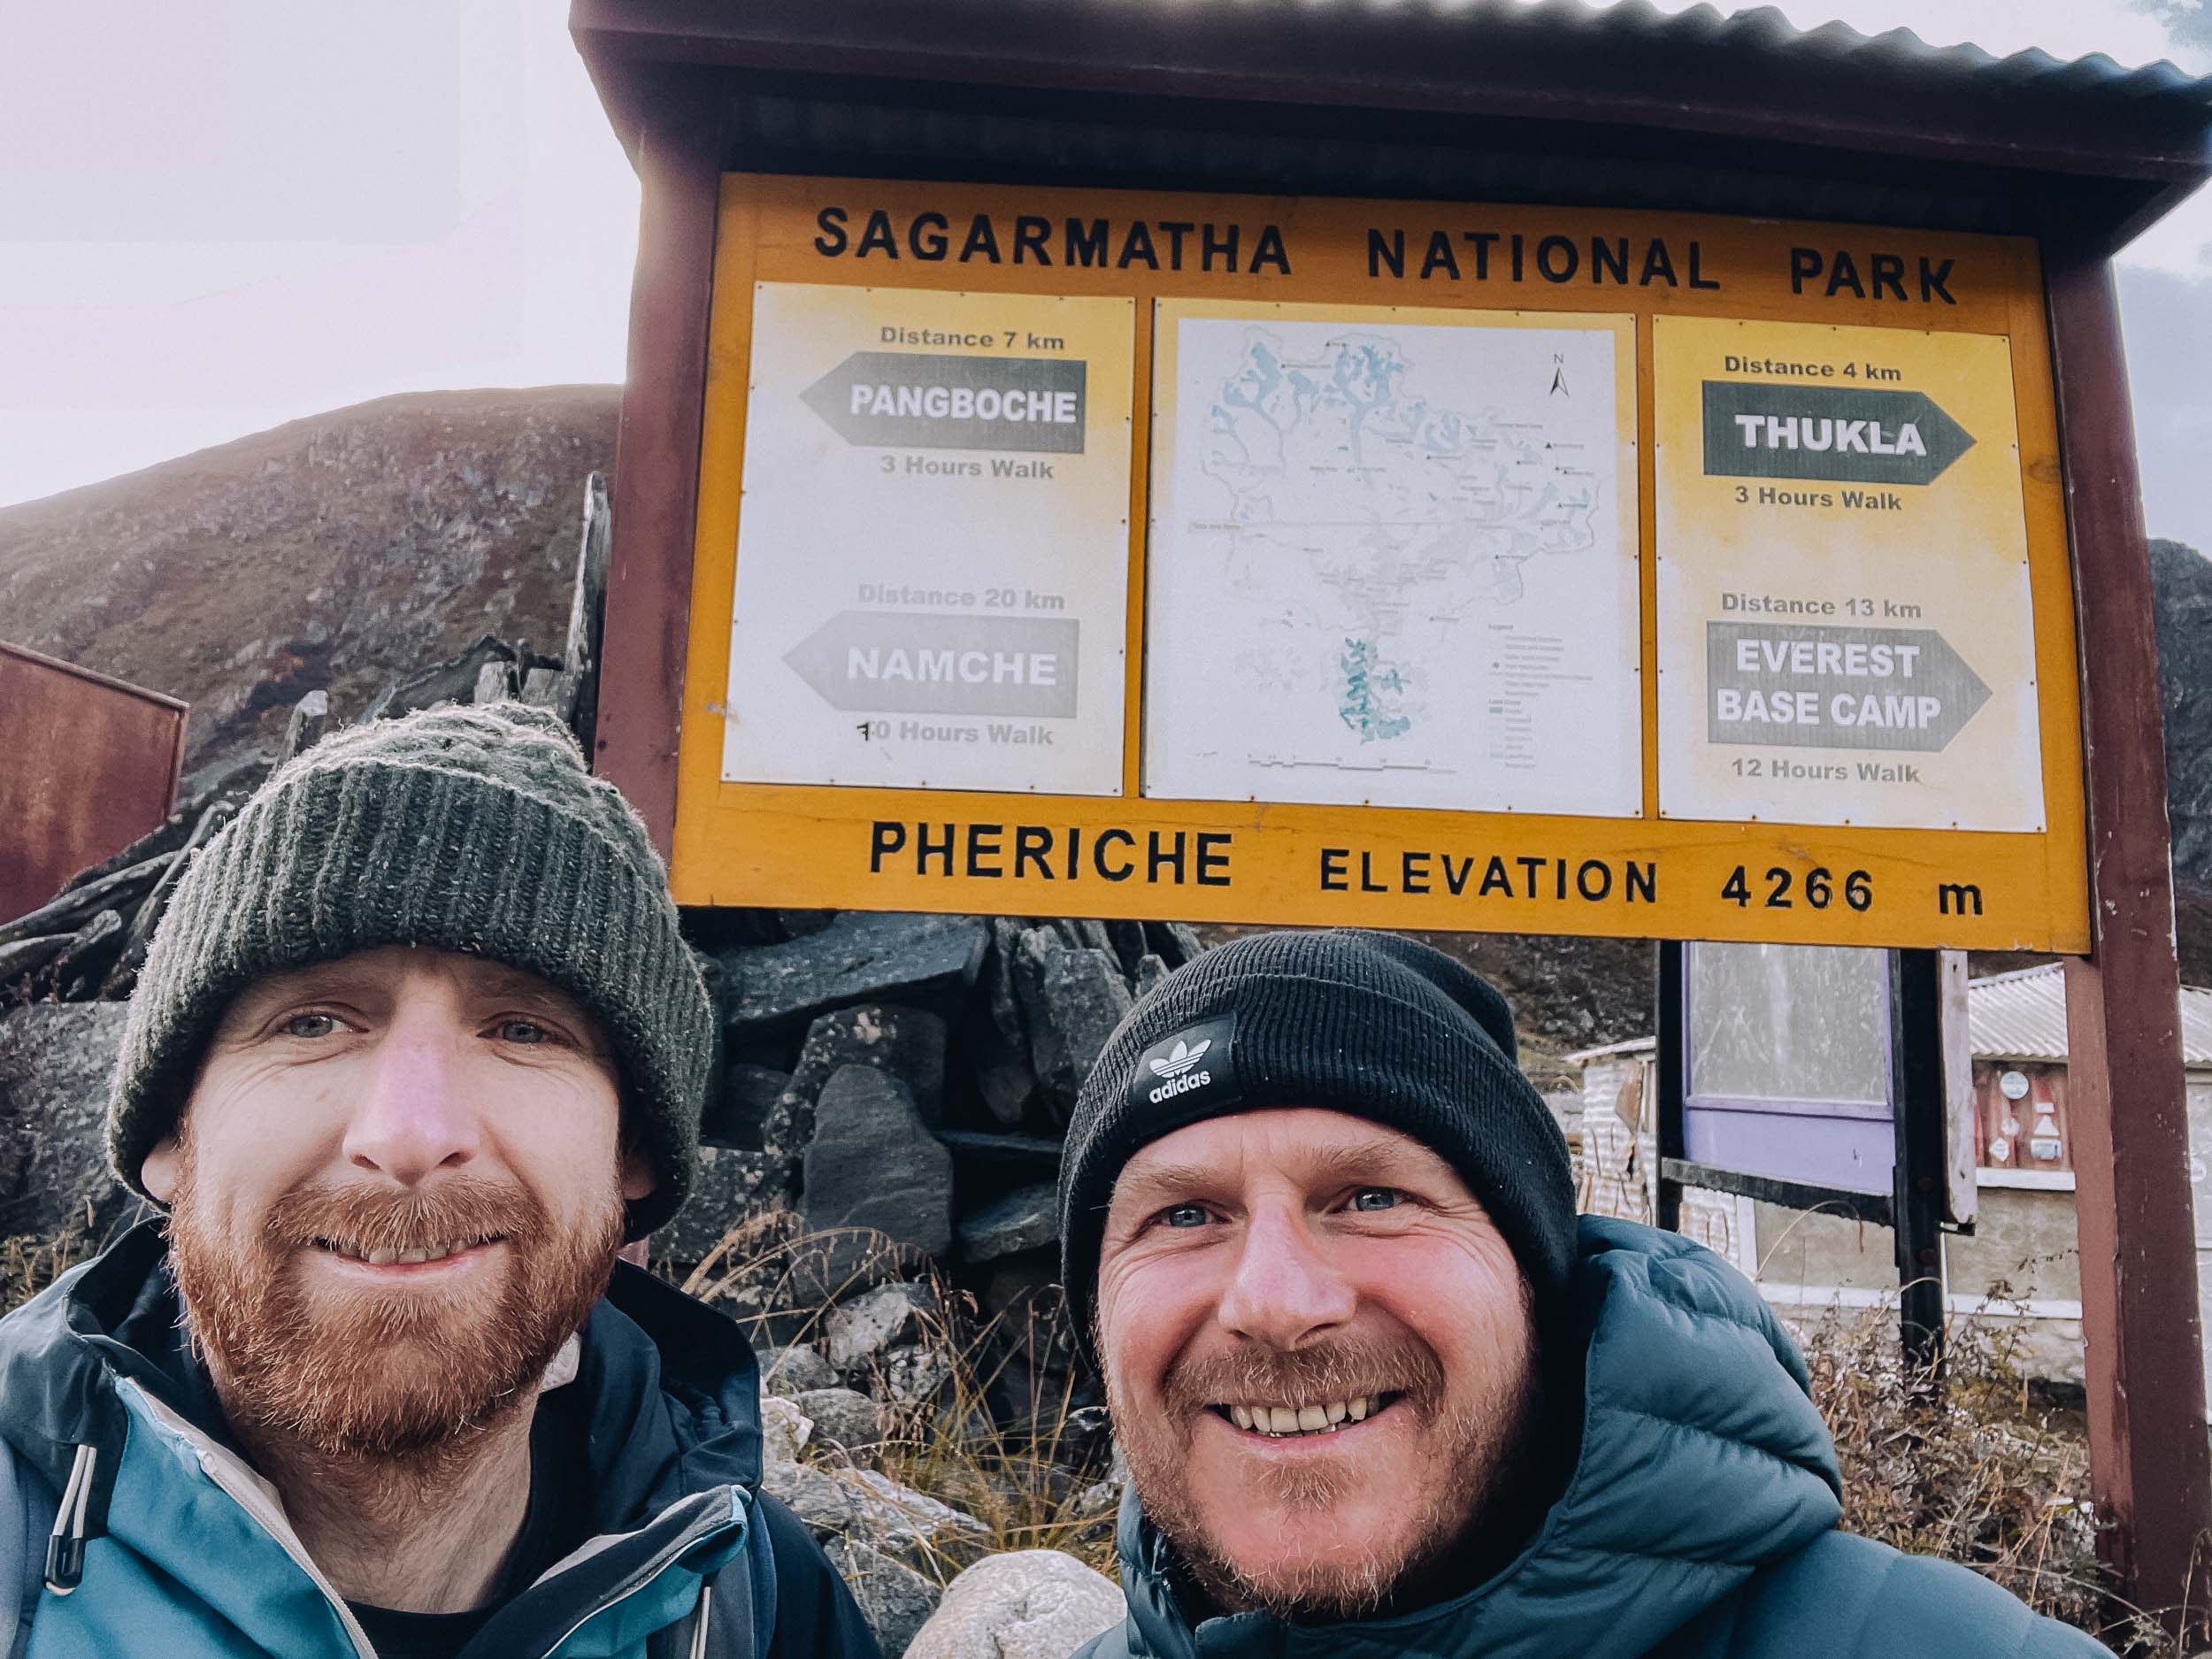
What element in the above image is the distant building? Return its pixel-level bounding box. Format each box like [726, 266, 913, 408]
[1567, 966, 2212, 1388]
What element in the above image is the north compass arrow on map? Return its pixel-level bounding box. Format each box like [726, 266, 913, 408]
[800, 352, 1088, 454]
[1705, 621, 1992, 753]
[1700, 381, 1975, 486]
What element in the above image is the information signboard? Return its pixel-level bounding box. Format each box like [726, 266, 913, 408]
[1654, 318, 2044, 833]
[725, 284, 1134, 795]
[1145, 301, 1640, 816]
[673, 175, 2089, 951]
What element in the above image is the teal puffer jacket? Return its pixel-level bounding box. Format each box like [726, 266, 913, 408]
[1079, 1217, 2106, 1659]
[0, 1222, 878, 1659]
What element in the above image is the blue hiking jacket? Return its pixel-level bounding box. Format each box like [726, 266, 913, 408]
[1077, 1217, 2108, 1659]
[0, 1221, 881, 1659]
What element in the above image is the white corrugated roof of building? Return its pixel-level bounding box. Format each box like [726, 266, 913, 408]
[1563, 1034, 1658, 1064]
[1970, 963, 2212, 1066]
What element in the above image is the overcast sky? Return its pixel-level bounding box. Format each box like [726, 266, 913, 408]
[3, 0, 2208, 548]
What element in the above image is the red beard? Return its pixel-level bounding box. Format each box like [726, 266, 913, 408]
[166, 1142, 623, 1464]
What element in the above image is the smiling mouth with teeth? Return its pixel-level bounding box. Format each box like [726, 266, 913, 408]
[1217, 1394, 1398, 1437]
[311, 1235, 500, 1268]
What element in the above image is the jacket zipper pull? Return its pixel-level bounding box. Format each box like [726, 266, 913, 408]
[43, 1442, 97, 1595]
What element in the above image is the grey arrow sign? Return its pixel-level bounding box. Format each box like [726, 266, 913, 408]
[801, 353, 1087, 454]
[1706, 621, 1991, 753]
[1701, 381, 1975, 486]
[786, 611, 1080, 718]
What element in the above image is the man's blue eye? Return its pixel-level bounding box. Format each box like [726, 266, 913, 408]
[1163, 1204, 1210, 1229]
[281, 1014, 337, 1040]
[498, 1020, 549, 1045]
[1351, 1188, 1399, 1212]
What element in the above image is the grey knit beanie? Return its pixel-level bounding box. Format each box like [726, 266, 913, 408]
[109, 702, 712, 1240]
[1059, 929, 1577, 1363]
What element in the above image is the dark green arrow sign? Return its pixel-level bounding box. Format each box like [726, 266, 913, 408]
[802, 353, 1087, 454]
[786, 611, 1080, 718]
[1706, 621, 1990, 753]
[1701, 381, 1974, 486]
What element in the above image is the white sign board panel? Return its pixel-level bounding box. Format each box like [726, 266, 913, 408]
[1654, 316, 2046, 832]
[1142, 300, 1641, 815]
[723, 283, 1135, 795]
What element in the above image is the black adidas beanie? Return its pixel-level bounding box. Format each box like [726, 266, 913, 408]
[1059, 929, 1576, 1364]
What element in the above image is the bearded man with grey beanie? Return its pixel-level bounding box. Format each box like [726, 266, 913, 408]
[0, 704, 880, 1659]
[1055, 929, 2105, 1659]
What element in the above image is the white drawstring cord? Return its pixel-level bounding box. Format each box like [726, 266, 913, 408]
[44, 1442, 96, 1594]
[687, 1578, 713, 1659]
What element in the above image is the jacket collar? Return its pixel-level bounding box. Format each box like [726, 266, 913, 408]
[1113, 1217, 1846, 1659]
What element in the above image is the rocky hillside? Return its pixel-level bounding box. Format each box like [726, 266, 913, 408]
[0, 387, 616, 779]
[2155, 539, 2212, 887]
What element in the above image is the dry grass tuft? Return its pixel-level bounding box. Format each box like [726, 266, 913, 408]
[0, 1222, 90, 1319]
[1794, 1291, 2177, 1652]
[670, 1209, 1118, 1583]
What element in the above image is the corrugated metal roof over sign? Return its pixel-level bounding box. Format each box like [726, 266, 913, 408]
[1970, 964, 2212, 1066]
[575, 0, 2212, 253]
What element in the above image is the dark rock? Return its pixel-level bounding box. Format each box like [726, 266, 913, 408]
[680, 908, 786, 954]
[651, 1145, 772, 1266]
[718, 910, 987, 1044]
[776, 910, 839, 939]
[957, 1182, 1059, 1263]
[0, 1002, 151, 1241]
[1142, 921, 1207, 971]
[758, 1343, 839, 1397]
[1132, 954, 1171, 997]
[1106, 920, 1151, 982]
[966, 919, 1035, 1127]
[825, 1281, 941, 1369]
[761, 1006, 948, 1194]
[845, 1468, 990, 1566]
[972, 1058, 1035, 1128]
[983, 919, 1030, 1050]
[0, 855, 172, 953]
[1056, 1405, 1116, 1471]
[874, 1343, 956, 1407]
[794, 1386, 887, 1459]
[50, 910, 125, 998]
[362, 634, 515, 721]
[980, 1249, 1062, 1323]
[102, 800, 237, 998]
[790, 1006, 948, 1125]
[1011, 930, 1133, 1121]
[977, 1252, 1084, 1432]
[280, 689, 330, 762]
[706, 1063, 792, 1148]
[763, 1460, 858, 1534]
[0, 933, 74, 991]
[826, 1537, 941, 1658]
[175, 748, 271, 810]
[930, 1130, 1064, 1170]
[797, 1068, 954, 1298]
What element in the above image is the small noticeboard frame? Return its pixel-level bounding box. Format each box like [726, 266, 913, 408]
[671, 173, 2088, 954]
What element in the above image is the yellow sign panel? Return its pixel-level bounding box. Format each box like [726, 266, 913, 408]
[1654, 318, 2043, 833]
[675, 174, 2089, 951]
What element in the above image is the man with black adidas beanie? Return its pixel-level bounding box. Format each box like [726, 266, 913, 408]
[1056, 930, 2101, 1659]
